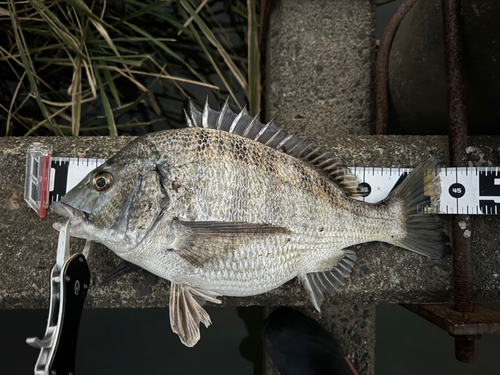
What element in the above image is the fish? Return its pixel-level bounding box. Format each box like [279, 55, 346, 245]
[51, 99, 450, 347]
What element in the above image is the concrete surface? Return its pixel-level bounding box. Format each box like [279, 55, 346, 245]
[1, 135, 499, 311]
[266, 0, 376, 136]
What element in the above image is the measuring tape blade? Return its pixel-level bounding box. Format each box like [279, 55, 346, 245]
[350, 167, 412, 204]
[350, 166, 500, 215]
[24, 145, 500, 217]
[48, 157, 106, 204]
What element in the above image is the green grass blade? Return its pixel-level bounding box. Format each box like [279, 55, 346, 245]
[64, 0, 116, 31]
[95, 69, 117, 136]
[156, 12, 194, 37]
[34, 56, 147, 66]
[9, 0, 58, 134]
[177, 0, 208, 37]
[99, 59, 121, 106]
[178, 0, 247, 92]
[6, 71, 26, 136]
[29, 0, 86, 59]
[186, 20, 240, 108]
[87, 37, 176, 43]
[123, 20, 208, 84]
[80, 90, 150, 128]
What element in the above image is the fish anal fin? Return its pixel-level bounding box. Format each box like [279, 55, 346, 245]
[300, 274, 325, 312]
[300, 250, 357, 312]
[169, 282, 220, 347]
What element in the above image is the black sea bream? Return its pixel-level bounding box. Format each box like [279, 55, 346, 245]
[51, 100, 449, 346]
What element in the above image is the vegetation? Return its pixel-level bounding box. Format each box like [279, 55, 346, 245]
[0, 0, 261, 136]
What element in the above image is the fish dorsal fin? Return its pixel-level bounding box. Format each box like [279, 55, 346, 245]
[169, 282, 221, 347]
[300, 250, 357, 311]
[185, 99, 364, 197]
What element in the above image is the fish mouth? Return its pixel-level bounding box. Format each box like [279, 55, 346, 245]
[50, 201, 90, 230]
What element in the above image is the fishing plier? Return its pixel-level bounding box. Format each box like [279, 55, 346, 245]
[27, 220, 93, 375]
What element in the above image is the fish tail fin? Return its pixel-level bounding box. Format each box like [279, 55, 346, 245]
[385, 159, 451, 259]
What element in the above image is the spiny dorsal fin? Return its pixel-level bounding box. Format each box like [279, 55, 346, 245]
[186, 99, 364, 197]
[300, 250, 357, 311]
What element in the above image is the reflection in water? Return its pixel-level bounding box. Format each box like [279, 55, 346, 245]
[238, 306, 265, 375]
[261, 307, 357, 375]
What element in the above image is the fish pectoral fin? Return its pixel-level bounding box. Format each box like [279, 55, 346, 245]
[300, 250, 357, 312]
[176, 220, 291, 237]
[172, 219, 291, 268]
[169, 282, 220, 347]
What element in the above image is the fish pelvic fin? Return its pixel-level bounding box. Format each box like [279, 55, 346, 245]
[300, 250, 357, 311]
[185, 99, 364, 197]
[101, 261, 144, 285]
[386, 159, 451, 259]
[169, 282, 221, 347]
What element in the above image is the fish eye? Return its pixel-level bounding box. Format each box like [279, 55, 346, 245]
[93, 172, 113, 191]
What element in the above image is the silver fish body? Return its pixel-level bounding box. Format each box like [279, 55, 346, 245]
[118, 128, 397, 294]
[51, 101, 449, 346]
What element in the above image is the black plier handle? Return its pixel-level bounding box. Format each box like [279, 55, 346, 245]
[27, 220, 93, 375]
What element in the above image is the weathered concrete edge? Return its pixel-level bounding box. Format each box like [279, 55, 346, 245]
[0, 135, 499, 309]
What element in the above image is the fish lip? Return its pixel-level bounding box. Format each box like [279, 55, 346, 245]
[50, 201, 90, 223]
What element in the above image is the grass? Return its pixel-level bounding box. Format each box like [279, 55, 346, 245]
[0, 0, 262, 136]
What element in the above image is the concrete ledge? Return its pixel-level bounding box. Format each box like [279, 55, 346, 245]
[1, 135, 499, 309]
[267, 0, 376, 136]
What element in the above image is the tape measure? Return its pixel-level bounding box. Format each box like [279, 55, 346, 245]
[24, 143, 500, 217]
[350, 166, 500, 215]
[25, 143, 105, 217]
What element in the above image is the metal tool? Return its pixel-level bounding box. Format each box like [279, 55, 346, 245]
[27, 220, 93, 375]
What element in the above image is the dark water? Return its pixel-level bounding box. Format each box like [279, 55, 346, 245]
[1, 307, 262, 375]
[4, 303, 500, 374]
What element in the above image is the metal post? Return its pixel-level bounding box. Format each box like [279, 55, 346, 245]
[376, 0, 418, 135]
[442, 0, 475, 363]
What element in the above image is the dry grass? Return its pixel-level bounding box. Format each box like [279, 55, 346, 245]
[0, 0, 261, 136]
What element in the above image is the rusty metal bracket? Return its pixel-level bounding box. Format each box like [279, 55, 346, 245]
[401, 304, 500, 336]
